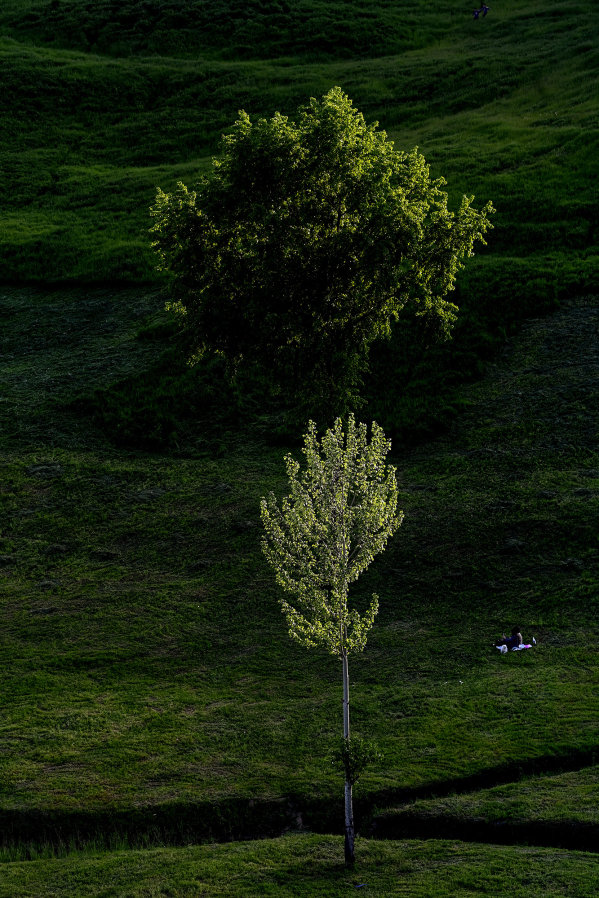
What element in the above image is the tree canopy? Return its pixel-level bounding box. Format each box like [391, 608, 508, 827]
[151, 87, 493, 417]
[260, 414, 402, 656]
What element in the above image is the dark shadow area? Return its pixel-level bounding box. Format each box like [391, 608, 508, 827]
[370, 815, 599, 853]
[2, 746, 596, 858]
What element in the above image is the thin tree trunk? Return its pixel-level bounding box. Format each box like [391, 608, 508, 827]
[342, 647, 355, 867]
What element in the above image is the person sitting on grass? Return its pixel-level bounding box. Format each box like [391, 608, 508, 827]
[495, 626, 523, 650]
[494, 628, 537, 652]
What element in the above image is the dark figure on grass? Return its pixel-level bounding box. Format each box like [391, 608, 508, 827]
[495, 626, 522, 650]
[473, 5, 490, 18]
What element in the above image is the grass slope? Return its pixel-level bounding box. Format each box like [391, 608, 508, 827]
[1, 0, 452, 60]
[0, 0, 597, 296]
[1, 286, 598, 853]
[376, 764, 599, 832]
[1, 0, 598, 885]
[2, 836, 599, 897]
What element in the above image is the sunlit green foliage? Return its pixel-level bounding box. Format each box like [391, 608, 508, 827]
[151, 87, 492, 416]
[261, 415, 402, 655]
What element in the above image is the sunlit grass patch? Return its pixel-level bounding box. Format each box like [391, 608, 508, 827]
[381, 765, 599, 828]
[1, 836, 599, 896]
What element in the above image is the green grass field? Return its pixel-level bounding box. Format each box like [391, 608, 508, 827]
[1, 0, 598, 891]
[1, 0, 597, 292]
[1, 288, 598, 882]
[376, 764, 599, 838]
[2, 836, 599, 897]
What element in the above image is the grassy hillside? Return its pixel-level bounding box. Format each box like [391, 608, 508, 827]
[3, 836, 599, 896]
[1, 287, 598, 857]
[0, 0, 451, 60]
[0, 0, 597, 295]
[1, 0, 598, 890]
[375, 764, 599, 841]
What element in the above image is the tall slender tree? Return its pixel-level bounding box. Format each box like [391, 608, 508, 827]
[260, 415, 403, 866]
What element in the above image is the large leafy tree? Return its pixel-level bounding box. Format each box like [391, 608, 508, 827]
[260, 415, 403, 866]
[151, 87, 493, 417]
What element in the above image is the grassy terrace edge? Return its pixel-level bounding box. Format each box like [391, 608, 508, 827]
[2, 836, 599, 897]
